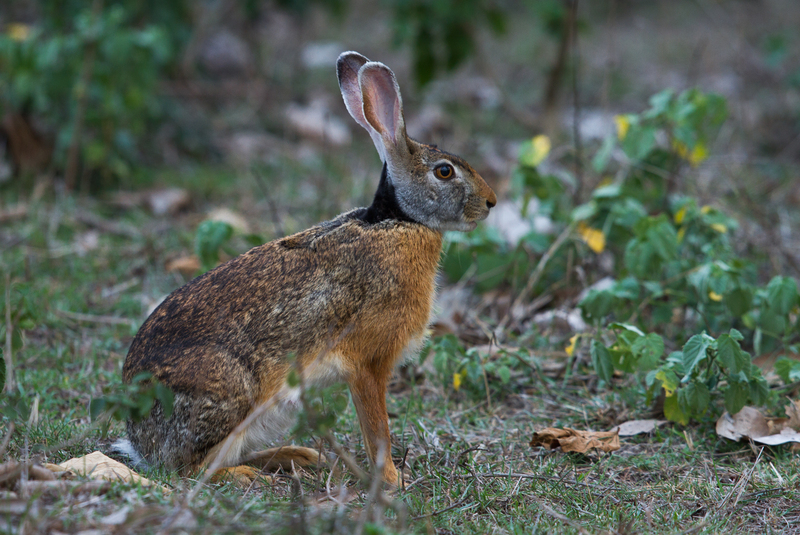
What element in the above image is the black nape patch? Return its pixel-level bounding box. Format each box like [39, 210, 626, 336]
[357, 163, 417, 225]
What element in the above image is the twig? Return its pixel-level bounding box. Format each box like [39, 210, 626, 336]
[714, 446, 763, 513]
[53, 308, 134, 327]
[5, 273, 14, 393]
[251, 169, 286, 237]
[322, 431, 369, 484]
[569, 0, 583, 196]
[411, 484, 472, 521]
[64, 0, 103, 191]
[354, 443, 387, 535]
[509, 352, 554, 397]
[536, 499, 590, 533]
[0, 422, 15, 459]
[496, 221, 576, 338]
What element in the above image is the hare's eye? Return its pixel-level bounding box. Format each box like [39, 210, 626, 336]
[434, 164, 454, 180]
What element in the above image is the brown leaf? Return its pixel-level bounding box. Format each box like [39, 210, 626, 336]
[57, 451, 168, 490]
[166, 255, 200, 276]
[530, 427, 620, 453]
[785, 399, 800, 429]
[611, 419, 667, 437]
[716, 405, 800, 445]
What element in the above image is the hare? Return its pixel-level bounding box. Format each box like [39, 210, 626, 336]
[118, 51, 496, 487]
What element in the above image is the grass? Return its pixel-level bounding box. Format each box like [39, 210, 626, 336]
[2, 184, 799, 533]
[3, 11, 800, 527]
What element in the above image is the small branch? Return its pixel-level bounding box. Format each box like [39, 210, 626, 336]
[411, 484, 473, 521]
[496, 221, 576, 338]
[53, 308, 134, 327]
[569, 0, 584, 199]
[64, 0, 104, 191]
[5, 273, 14, 393]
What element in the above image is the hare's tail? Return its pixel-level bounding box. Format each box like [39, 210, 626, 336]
[111, 438, 148, 470]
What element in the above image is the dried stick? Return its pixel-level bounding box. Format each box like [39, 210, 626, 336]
[496, 221, 576, 338]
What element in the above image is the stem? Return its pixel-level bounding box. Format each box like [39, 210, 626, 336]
[4, 273, 13, 393]
[64, 0, 103, 191]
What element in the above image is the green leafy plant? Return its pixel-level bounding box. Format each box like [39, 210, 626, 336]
[388, 0, 506, 86]
[0, 4, 175, 185]
[89, 371, 174, 434]
[589, 324, 772, 424]
[195, 220, 234, 273]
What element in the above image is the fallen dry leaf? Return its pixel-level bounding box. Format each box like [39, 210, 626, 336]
[530, 427, 620, 453]
[110, 188, 191, 216]
[611, 419, 667, 436]
[716, 403, 800, 446]
[56, 451, 167, 490]
[166, 255, 200, 276]
[716, 406, 771, 441]
[207, 207, 250, 234]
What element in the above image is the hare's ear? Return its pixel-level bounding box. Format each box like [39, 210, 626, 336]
[337, 51, 388, 163]
[358, 62, 409, 162]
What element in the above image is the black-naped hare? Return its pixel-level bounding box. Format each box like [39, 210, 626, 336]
[118, 51, 497, 487]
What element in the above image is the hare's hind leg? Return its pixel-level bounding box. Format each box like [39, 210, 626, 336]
[243, 446, 327, 472]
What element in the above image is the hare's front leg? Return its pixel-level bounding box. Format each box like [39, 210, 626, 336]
[348, 364, 400, 486]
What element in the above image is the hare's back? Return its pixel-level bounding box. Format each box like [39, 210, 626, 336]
[123, 213, 441, 393]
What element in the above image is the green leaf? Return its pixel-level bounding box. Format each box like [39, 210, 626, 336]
[610, 323, 646, 337]
[579, 289, 616, 320]
[631, 333, 665, 371]
[681, 334, 711, 380]
[679, 382, 710, 415]
[774, 356, 800, 384]
[716, 333, 750, 377]
[646, 217, 678, 261]
[621, 124, 656, 161]
[749, 373, 771, 407]
[591, 340, 614, 384]
[89, 398, 106, 421]
[195, 220, 233, 272]
[497, 365, 511, 384]
[663, 392, 689, 425]
[725, 287, 753, 317]
[766, 276, 799, 315]
[592, 134, 615, 173]
[155, 383, 174, 419]
[724, 380, 748, 415]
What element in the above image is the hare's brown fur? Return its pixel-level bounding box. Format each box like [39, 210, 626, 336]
[121, 51, 495, 486]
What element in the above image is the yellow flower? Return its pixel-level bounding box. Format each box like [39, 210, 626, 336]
[565, 335, 578, 357]
[519, 135, 551, 167]
[453, 372, 462, 391]
[708, 291, 723, 302]
[700, 205, 712, 214]
[689, 143, 708, 166]
[7, 23, 30, 42]
[577, 222, 606, 253]
[674, 206, 688, 225]
[710, 223, 727, 234]
[614, 115, 630, 140]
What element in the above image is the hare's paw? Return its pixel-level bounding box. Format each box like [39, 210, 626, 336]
[246, 446, 327, 472]
[211, 465, 273, 488]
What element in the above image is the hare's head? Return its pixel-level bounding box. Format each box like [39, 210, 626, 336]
[337, 51, 496, 232]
